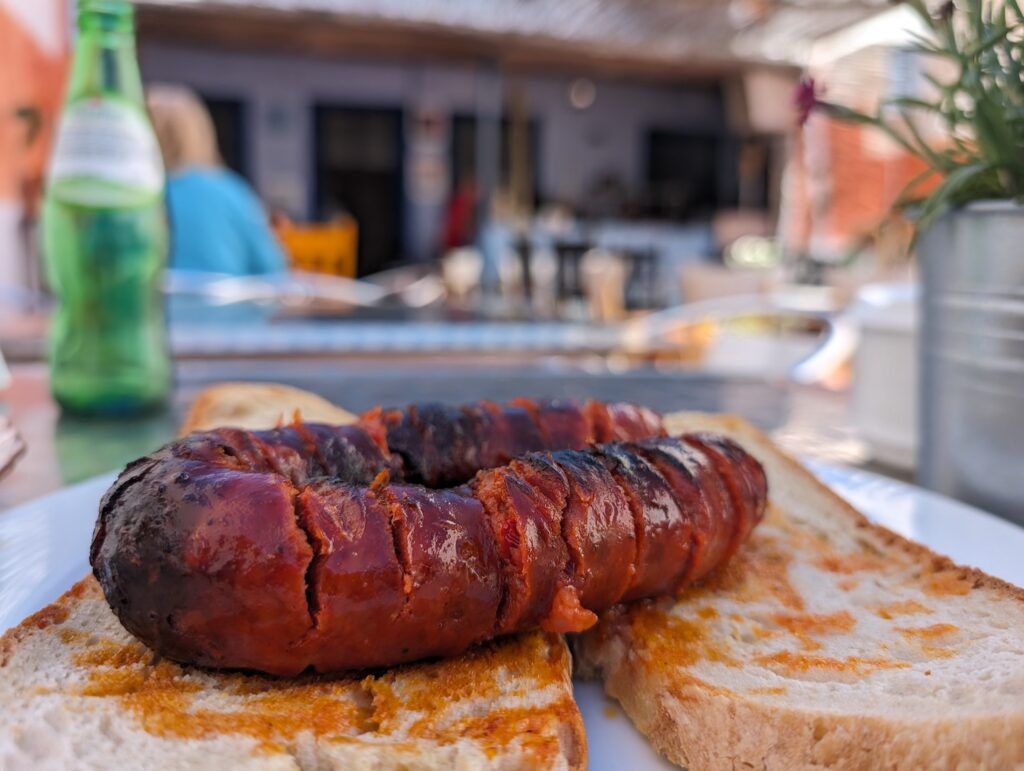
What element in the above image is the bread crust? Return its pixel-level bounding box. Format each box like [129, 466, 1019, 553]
[594, 650, 1024, 770]
[181, 382, 358, 434]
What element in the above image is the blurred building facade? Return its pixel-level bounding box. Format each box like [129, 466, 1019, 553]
[0, 0, 920, 286]
[131, 0, 894, 276]
[783, 6, 937, 266]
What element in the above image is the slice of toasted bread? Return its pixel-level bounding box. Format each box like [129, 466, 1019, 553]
[0, 579, 582, 770]
[0, 383, 584, 770]
[180, 382, 357, 434]
[577, 413, 1024, 769]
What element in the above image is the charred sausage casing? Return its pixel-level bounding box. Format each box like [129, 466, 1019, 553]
[91, 399, 767, 675]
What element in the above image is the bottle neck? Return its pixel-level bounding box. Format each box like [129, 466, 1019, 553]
[66, 11, 144, 106]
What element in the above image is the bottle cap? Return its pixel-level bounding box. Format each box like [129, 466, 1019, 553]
[77, 0, 134, 32]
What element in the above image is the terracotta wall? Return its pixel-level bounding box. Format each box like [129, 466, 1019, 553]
[0, 0, 69, 289]
[825, 118, 931, 246]
[782, 43, 936, 261]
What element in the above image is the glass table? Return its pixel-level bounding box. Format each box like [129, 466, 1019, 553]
[0, 357, 868, 512]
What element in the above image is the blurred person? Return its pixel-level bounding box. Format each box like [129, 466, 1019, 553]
[441, 175, 478, 252]
[147, 84, 285, 275]
[477, 188, 516, 297]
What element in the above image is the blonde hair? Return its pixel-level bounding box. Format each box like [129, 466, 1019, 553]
[146, 84, 221, 172]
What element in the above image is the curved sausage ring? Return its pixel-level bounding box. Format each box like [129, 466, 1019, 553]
[91, 399, 767, 676]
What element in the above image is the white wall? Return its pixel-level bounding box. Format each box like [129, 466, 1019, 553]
[139, 43, 725, 258]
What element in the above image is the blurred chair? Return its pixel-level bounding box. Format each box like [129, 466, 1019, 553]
[277, 218, 358, 278]
[513, 236, 533, 301]
[621, 247, 659, 309]
[529, 247, 559, 318]
[554, 240, 590, 299]
[581, 249, 629, 322]
[498, 247, 526, 303]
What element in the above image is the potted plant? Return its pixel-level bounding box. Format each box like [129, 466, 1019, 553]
[800, 0, 1024, 522]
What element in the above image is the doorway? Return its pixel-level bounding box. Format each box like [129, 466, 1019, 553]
[314, 105, 404, 276]
[645, 130, 735, 220]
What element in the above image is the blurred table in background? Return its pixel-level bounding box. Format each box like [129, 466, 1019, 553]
[0, 358, 871, 512]
[2, 296, 629, 362]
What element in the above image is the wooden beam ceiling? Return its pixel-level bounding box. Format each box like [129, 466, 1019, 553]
[135, 4, 799, 84]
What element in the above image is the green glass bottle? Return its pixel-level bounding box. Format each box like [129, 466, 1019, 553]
[42, 0, 169, 416]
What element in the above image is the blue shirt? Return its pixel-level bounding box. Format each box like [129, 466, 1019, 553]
[166, 167, 286, 275]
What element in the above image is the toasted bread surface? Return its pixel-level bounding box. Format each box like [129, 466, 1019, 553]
[1, 579, 583, 770]
[1, 382, 584, 770]
[576, 413, 1024, 770]
[180, 382, 357, 435]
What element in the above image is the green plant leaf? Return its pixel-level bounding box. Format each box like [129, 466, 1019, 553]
[817, 102, 878, 125]
[899, 111, 954, 170]
[965, 22, 1012, 57]
[907, 31, 959, 57]
[917, 162, 991, 229]
[968, 0, 985, 37]
[824, 0, 1024, 235]
[973, 95, 1024, 185]
[894, 167, 941, 210]
[887, 96, 939, 112]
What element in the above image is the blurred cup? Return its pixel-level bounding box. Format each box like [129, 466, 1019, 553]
[581, 249, 628, 322]
[441, 247, 483, 306]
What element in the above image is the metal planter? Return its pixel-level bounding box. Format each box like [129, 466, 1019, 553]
[918, 201, 1024, 524]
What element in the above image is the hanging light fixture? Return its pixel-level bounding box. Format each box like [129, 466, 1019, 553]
[568, 78, 596, 110]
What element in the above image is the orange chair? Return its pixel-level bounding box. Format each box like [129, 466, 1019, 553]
[276, 217, 358, 278]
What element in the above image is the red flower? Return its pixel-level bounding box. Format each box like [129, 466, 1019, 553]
[794, 76, 819, 127]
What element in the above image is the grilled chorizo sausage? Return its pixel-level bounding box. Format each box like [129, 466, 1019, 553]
[91, 399, 766, 676]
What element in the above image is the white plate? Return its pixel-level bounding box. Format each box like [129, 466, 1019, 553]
[2, 464, 1023, 770]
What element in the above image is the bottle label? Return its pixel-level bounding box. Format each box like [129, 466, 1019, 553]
[48, 99, 164, 206]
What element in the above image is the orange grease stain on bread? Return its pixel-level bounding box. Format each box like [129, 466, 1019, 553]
[625, 604, 738, 669]
[816, 552, 887, 575]
[697, 531, 805, 611]
[2, 575, 584, 767]
[70, 619, 573, 761]
[752, 651, 909, 680]
[897, 623, 959, 641]
[72, 630, 367, 754]
[924, 569, 974, 597]
[875, 599, 933, 619]
[768, 610, 856, 651]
